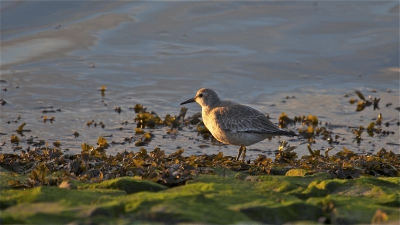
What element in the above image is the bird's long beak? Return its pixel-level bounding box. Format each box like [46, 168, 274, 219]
[180, 97, 196, 105]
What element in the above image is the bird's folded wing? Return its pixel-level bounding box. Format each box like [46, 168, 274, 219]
[214, 104, 282, 134]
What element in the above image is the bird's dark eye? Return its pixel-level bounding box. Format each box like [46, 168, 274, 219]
[198, 94, 203, 98]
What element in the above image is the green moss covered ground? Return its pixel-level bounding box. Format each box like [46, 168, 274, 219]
[1, 167, 398, 224]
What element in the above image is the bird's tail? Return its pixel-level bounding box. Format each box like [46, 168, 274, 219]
[277, 130, 298, 137]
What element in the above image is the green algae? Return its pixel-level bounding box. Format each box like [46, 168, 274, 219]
[80, 177, 167, 194]
[1, 168, 399, 224]
[285, 168, 308, 177]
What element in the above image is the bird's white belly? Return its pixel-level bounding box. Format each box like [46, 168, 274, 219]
[214, 131, 268, 146]
[204, 118, 267, 146]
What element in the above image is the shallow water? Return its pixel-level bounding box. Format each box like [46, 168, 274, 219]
[1, 1, 399, 159]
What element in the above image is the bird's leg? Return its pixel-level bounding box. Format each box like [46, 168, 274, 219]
[236, 146, 246, 161]
[241, 146, 247, 162]
[236, 146, 243, 161]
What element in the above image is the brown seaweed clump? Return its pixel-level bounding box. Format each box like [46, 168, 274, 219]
[348, 90, 381, 111]
[1, 140, 398, 189]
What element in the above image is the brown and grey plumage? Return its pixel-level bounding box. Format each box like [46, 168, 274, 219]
[180, 88, 297, 161]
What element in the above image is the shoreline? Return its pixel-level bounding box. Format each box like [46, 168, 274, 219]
[1, 1, 399, 157]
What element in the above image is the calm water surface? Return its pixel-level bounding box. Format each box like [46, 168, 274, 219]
[1, 1, 399, 159]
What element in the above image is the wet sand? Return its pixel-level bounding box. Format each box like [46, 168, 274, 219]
[1, 1, 399, 159]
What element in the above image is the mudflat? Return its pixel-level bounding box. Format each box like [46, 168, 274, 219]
[1, 1, 399, 158]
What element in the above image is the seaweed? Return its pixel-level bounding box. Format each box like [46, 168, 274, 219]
[131, 104, 144, 113]
[10, 134, 20, 144]
[1, 138, 398, 190]
[351, 90, 381, 112]
[134, 111, 162, 129]
[0, 89, 399, 194]
[42, 115, 55, 123]
[114, 107, 122, 114]
[0, 99, 7, 106]
[100, 84, 106, 97]
[16, 123, 29, 135]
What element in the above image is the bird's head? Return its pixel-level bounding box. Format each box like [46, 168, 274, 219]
[180, 88, 220, 108]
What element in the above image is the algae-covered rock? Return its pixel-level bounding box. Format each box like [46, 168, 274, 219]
[240, 202, 323, 224]
[0, 167, 399, 224]
[285, 168, 308, 177]
[81, 177, 167, 194]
